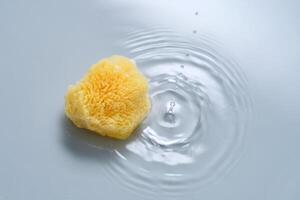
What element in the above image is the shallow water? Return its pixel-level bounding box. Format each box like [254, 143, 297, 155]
[0, 0, 300, 199]
[105, 29, 251, 197]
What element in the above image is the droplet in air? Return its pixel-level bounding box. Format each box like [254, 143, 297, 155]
[193, 30, 197, 34]
[195, 11, 199, 15]
[180, 65, 185, 69]
[169, 101, 176, 111]
[164, 101, 176, 123]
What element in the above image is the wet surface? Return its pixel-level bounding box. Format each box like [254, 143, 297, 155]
[0, 0, 299, 199]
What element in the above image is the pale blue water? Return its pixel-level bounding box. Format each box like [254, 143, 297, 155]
[0, 0, 299, 200]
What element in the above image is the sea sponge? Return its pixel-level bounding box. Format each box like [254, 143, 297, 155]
[65, 55, 150, 140]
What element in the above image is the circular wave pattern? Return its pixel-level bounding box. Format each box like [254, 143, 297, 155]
[104, 29, 251, 198]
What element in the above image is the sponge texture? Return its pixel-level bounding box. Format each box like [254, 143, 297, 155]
[65, 55, 150, 140]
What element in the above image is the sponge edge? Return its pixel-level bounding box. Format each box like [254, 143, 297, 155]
[65, 55, 151, 140]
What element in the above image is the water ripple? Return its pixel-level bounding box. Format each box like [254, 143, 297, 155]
[103, 28, 251, 198]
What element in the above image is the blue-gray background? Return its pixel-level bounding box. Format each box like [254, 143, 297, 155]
[0, 0, 299, 199]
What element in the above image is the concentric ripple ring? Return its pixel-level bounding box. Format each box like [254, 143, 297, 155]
[92, 28, 251, 198]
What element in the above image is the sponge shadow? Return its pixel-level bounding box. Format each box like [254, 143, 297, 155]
[60, 113, 140, 161]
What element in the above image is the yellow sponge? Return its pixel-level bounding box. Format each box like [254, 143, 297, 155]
[65, 55, 150, 140]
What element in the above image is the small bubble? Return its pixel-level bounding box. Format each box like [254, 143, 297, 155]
[193, 30, 197, 34]
[195, 11, 199, 15]
[180, 65, 184, 69]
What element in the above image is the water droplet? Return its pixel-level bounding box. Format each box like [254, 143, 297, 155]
[163, 101, 177, 124]
[193, 30, 197, 34]
[167, 100, 176, 113]
[164, 112, 176, 123]
[185, 53, 190, 57]
[180, 65, 185, 68]
[169, 101, 176, 109]
[195, 12, 199, 15]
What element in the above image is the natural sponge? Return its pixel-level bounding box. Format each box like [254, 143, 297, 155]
[65, 55, 150, 140]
